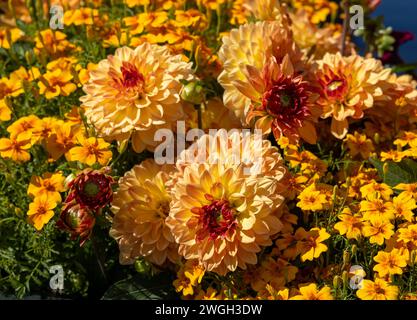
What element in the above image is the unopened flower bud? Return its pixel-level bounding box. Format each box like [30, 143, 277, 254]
[333, 275, 342, 289]
[180, 81, 205, 105]
[351, 244, 357, 256]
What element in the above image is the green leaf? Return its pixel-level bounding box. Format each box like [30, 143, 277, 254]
[102, 273, 178, 300]
[369, 158, 417, 187]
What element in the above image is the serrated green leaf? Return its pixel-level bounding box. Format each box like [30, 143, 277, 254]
[102, 274, 177, 300]
[369, 157, 417, 187]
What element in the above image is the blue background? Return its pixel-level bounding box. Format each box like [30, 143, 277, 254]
[375, 0, 417, 64]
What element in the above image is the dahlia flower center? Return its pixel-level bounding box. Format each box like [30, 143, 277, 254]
[194, 198, 237, 241]
[83, 181, 100, 197]
[325, 78, 347, 100]
[262, 76, 310, 128]
[120, 62, 145, 91]
[156, 201, 170, 218]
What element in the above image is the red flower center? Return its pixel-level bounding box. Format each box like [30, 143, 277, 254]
[323, 77, 348, 101]
[262, 75, 311, 129]
[194, 197, 237, 241]
[120, 62, 145, 90]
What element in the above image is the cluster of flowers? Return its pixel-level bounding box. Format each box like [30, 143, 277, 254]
[1, 0, 417, 300]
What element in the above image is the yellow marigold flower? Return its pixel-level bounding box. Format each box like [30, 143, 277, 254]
[199, 0, 225, 10]
[394, 131, 417, 148]
[77, 63, 98, 86]
[194, 287, 221, 300]
[166, 130, 287, 275]
[64, 8, 99, 26]
[7, 115, 41, 142]
[258, 286, 290, 300]
[0, 99, 11, 121]
[218, 21, 303, 124]
[394, 183, 417, 199]
[344, 131, 375, 159]
[69, 136, 112, 166]
[360, 182, 393, 201]
[373, 249, 408, 277]
[0, 27, 23, 49]
[110, 159, 179, 265]
[334, 208, 364, 240]
[10, 66, 41, 82]
[387, 192, 417, 222]
[254, 257, 297, 291]
[34, 29, 77, 58]
[296, 227, 330, 262]
[0, 131, 31, 162]
[362, 219, 394, 245]
[32, 117, 62, 142]
[357, 278, 399, 300]
[359, 196, 394, 223]
[380, 150, 406, 162]
[46, 57, 78, 72]
[27, 172, 66, 203]
[27, 195, 57, 231]
[290, 283, 334, 300]
[80, 44, 194, 153]
[296, 184, 327, 212]
[314, 52, 391, 139]
[38, 69, 77, 100]
[398, 224, 417, 248]
[172, 9, 207, 29]
[0, 75, 24, 98]
[46, 122, 82, 161]
[282, 173, 308, 200]
[292, 0, 338, 24]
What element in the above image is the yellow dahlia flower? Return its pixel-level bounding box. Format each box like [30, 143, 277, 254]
[166, 129, 287, 275]
[80, 43, 194, 152]
[110, 159, 179, 266]
[290, 10, 355, 60]
[313, 52, 391, 139]
[218, 21, 304, 123]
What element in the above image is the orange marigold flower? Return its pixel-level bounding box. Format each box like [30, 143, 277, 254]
[0, 131, 32, 162]
[27, 195, 57, 231]
[80, 44, 194, 152]
[110, 159, 180, 265]
[314, 52, 391, 139]
[69, 136, 112, 166]
[166, 130, 287, 275]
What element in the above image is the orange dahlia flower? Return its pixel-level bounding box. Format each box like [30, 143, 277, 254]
[243, 55, 320, 144]
[218, 21, 304, 123]
[110, 159, 179, 266]
[166, 130, 287, 275]
[80, 43, 194, 152]
[313, 52, 391, 139]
